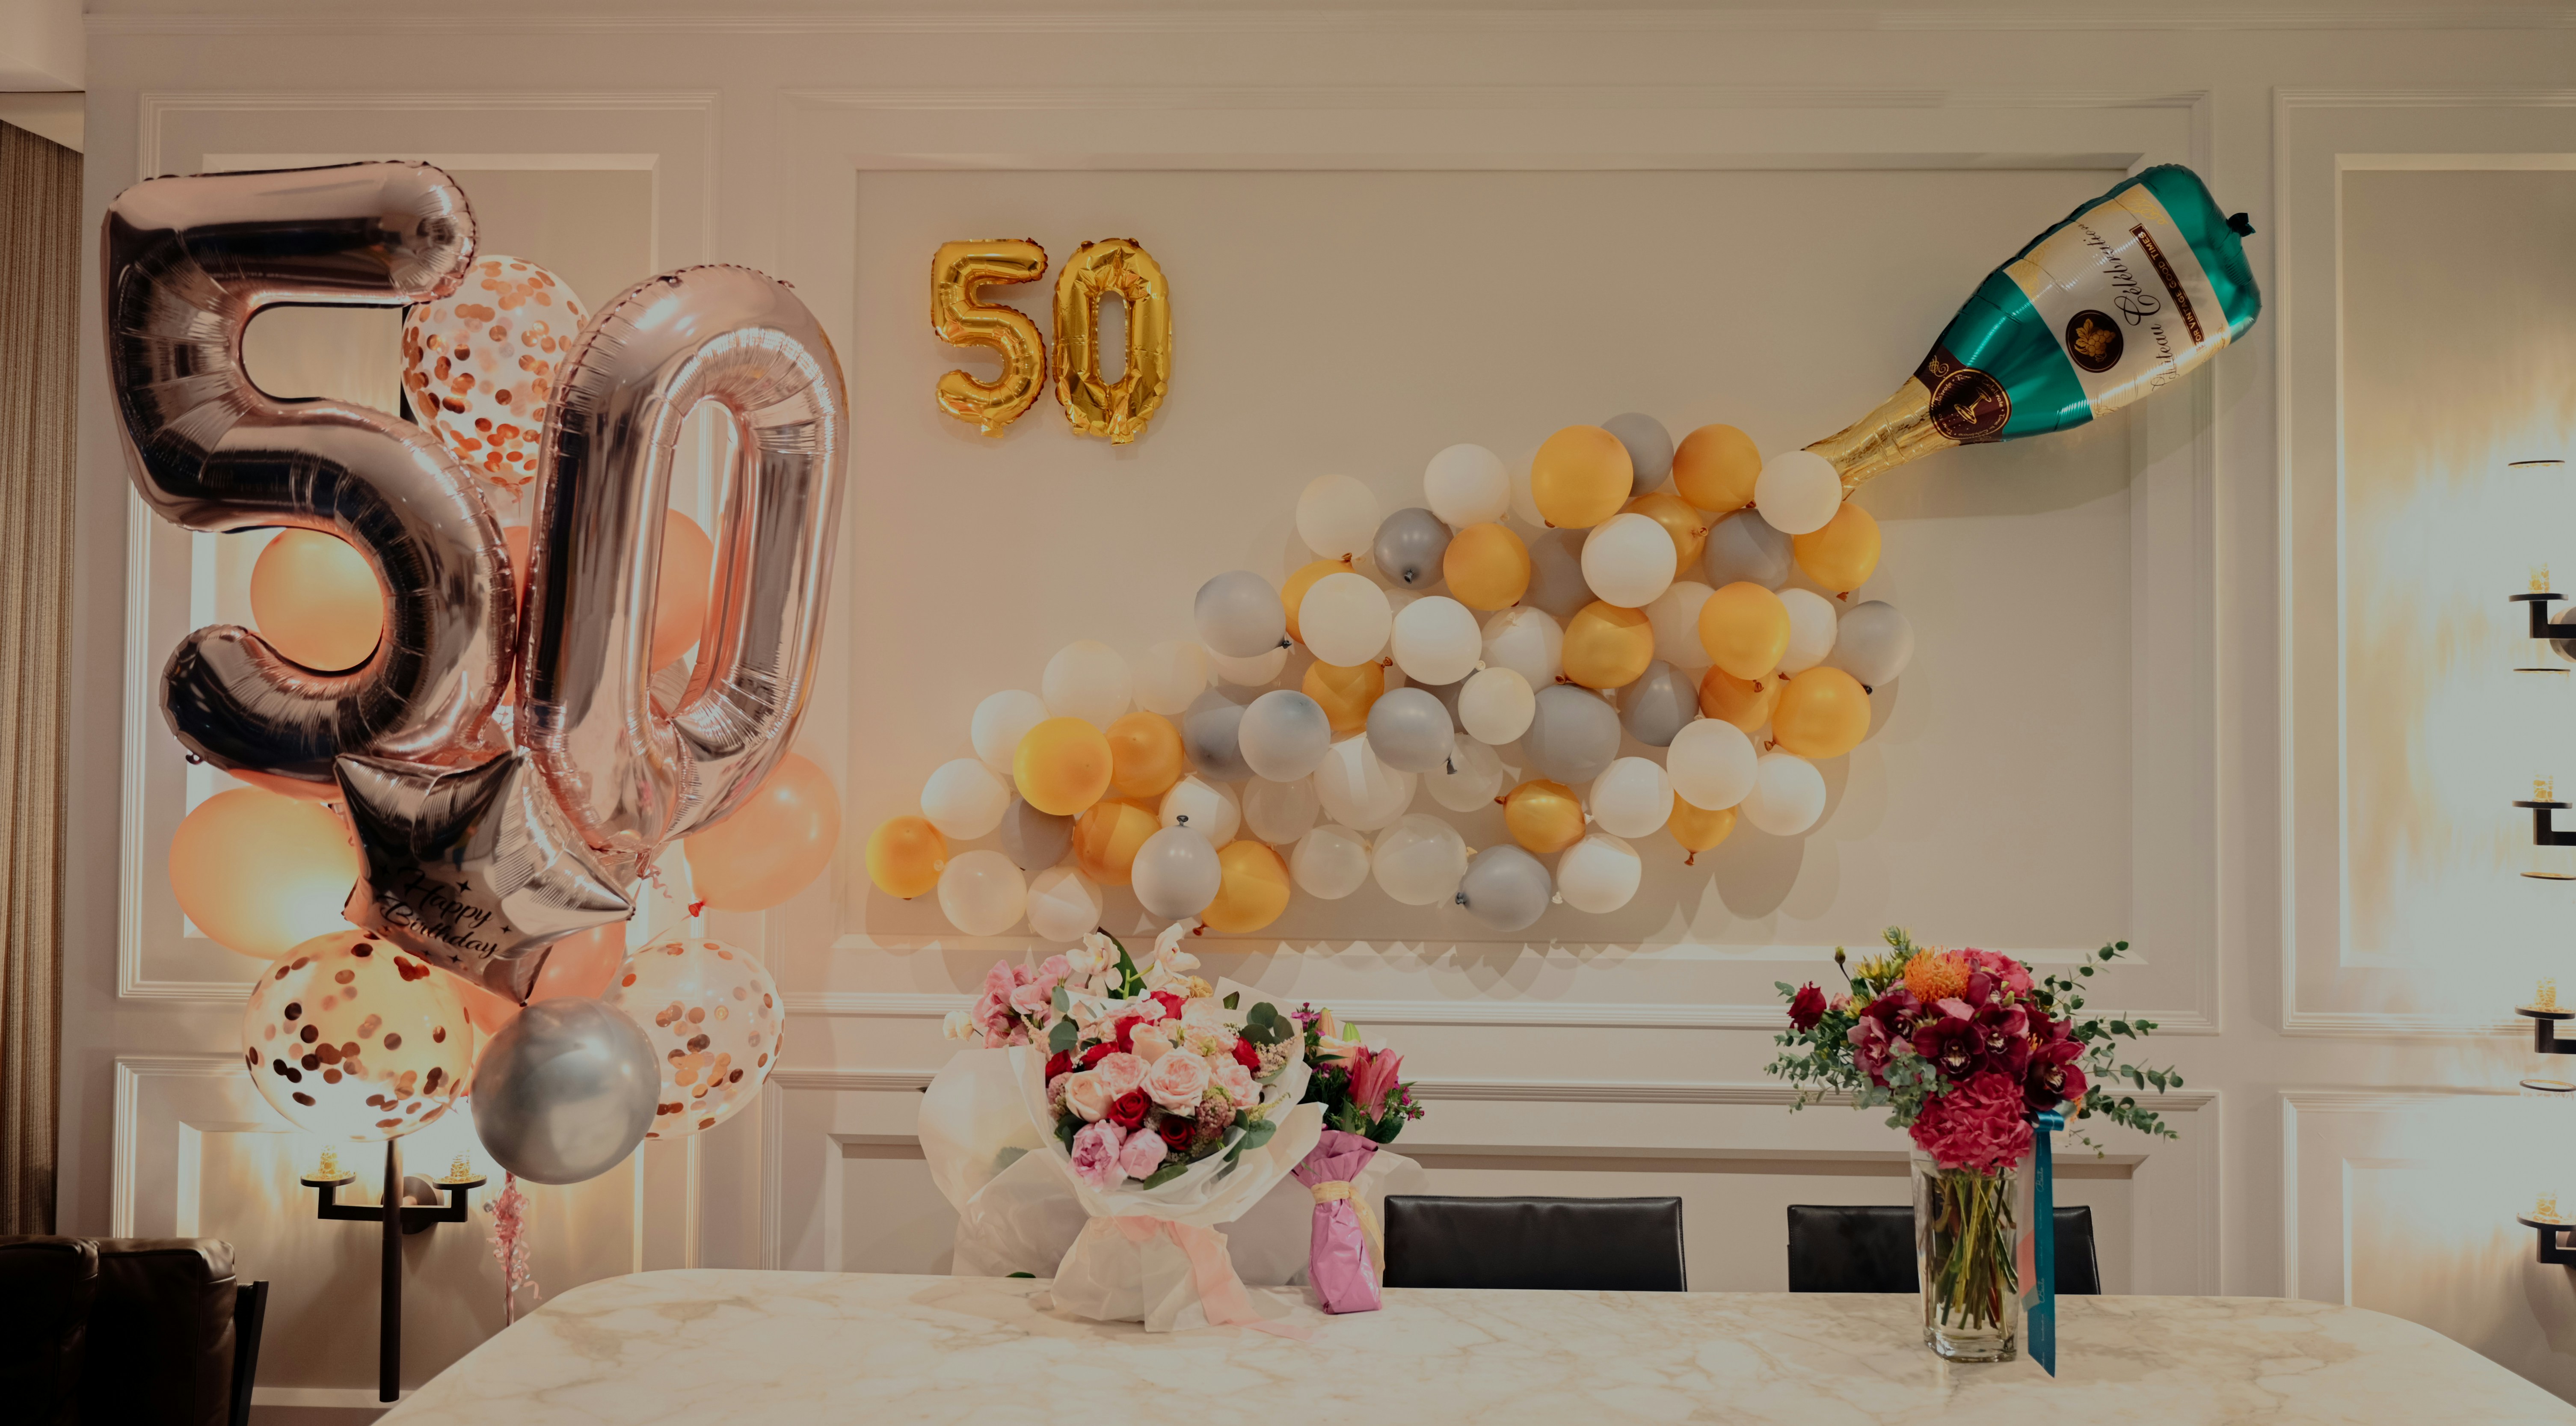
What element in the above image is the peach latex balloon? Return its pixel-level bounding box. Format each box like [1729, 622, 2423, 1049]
[1772, 667, 1873, 760]
[1530, 424, 1632, 529]
[863, 814, 946, 900]
[1201, 839, 1292, 934]
[651, 512, 716, 670]
[1671, 424, 1762, 513]
[168, 787, 359, 959]
[1072, 798, 1159, 886]
[1698, 581, 1790, 681]
[1441, 522, 1531, 611]
[1791, 502, 1882, 594]
[688, 753, 845, 910]
[453, 920, 630, 1039]
[1503, 778, 1586, 855]
[1302, 659, 1386, 735]
[1696, 666, 1781, 734]
[250, 530, 383, 671]
[1106, 711, 1186, 800]
[1562, 601, 1655, 691]
[1014, 716, 1114, 816]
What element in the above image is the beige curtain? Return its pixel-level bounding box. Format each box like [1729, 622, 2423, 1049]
[0, 119, 78, 1236]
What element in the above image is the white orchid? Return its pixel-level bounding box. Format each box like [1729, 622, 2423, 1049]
[1068, 931, 1116, 978]
[1152, 919, 1201, 973]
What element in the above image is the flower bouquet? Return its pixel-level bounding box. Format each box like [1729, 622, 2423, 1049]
[1765, 928, 2182, 1363]
[1282, 1006, 1426, 1314]
[918, 924, 1323, 1332]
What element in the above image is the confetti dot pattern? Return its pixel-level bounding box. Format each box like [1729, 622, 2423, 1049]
[401, 256, 587, 517]
[602, 938, 782, 1140]
[242, 929, 475, 1142]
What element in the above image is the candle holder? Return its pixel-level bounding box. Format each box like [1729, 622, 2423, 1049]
[2513, 587, 2573, 673]
[300, 1139, 485, 1402]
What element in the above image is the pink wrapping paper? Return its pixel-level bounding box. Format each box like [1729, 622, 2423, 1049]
[1292, 1130, 1382, 1314]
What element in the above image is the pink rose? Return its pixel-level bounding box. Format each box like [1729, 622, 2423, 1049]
[1094, 1052, 1150, 1099]
[1070, 1121, 1126, 1188]
[1130, 1024, 1176, 1064]
[969, 989, 1006, 1034]
[1117, 1129, 1168, 1180]
[1062, 1072, 1116, 1123]
[1143, 1050, 1211, 1110]
[982, 961, 1017, 1001]
[1210, 1058, 1257, 1105]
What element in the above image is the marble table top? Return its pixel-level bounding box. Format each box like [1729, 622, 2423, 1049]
[380, 1270, 2576, 1425]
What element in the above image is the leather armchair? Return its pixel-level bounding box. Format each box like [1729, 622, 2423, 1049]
[0, 1236, 98, 1426]
[1383, 1195, 1687, 1291]
[0, 1234, 267, 1426]
[1785, 1204, 2101, 1295]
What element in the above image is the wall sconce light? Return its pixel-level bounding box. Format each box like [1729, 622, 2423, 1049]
[301, 1139, 484, 1402]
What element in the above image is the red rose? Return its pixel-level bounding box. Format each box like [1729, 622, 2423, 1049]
[1111, 1015, 1145, 1053]
[1787, 983, 1828, 1031]
[1230, 1038, 1261, 1071]
[1108, 1089, 1149, 1130]
[1079, 1043, 1114, 1068]
[1156, 1114, 1197, 1150]
[1044, 1050, 1073, 1081]
[1152, 990, 1188, 1022]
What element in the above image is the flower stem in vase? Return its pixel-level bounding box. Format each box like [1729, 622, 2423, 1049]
[1913, 1150, 2023, 1361]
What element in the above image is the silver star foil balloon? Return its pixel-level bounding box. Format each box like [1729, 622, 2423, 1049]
[336, 753, 630, 1003]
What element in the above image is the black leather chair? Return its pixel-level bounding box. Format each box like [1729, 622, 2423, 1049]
[0, 1234, 267, 1426]
[1384, 1195, 1687, 1291]
[1785, 1204, 2100, 1295]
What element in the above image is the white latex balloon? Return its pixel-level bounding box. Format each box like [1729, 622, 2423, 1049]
[1390, 596, 1482, 685]
[1666, 717, 1759, 810]
[1158, 774, 1242, 848]
[1025, 865, 1102, 942]
[937, 851, 1027, 936]
[1754, 449, 1842, 536]
[1296, 473, 1381, 562]
[1311, 735, 1418, 832]
[1580, 513, 1679, 608]
[1556, 832, 1642, 914]
[1427, 737, 1506, 811]
[1242, 776, 1321, 845]
[1132, 826, 1222, 918]
[1042, 639, 1131, 727]
[969, 690, 1049, 774]
[1480, 606, 1564, 688]
[1778, 587, 1839, 674]
[1209, 645, 1289, 687]
[1509, 453, 1545, 529]
[1423, 443, 1512, 528]
[921, 758, 1008, 840]
[1645, 581, 1715, 670]
[1291, 824, 1374, 900]
[1372, 813, 1470, 907]
[1589, 757, 1673, 839]
[1133, 640, 1210, 716]
[1300, 572, 1393, 667]
[1742, 751, 1827, 836]
[1457, 666, 1536, 745]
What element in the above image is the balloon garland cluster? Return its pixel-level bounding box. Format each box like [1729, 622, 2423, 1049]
[867, 414, 1917, 937]
[109, 162, 845, 1185]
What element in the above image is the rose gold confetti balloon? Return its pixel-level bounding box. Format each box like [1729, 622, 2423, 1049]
[241, 929, 476, 1142]
[400, 255, 587, 518]
[601, 937, 782, 1139]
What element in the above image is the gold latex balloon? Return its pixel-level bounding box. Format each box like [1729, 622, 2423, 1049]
[1773, 667, 1873, 760]
[1624, 492, 1710, 578]
[1698, 581, 1790, 681]
[1304, 658, 1386, 735]
[1668, 795, 1737, 864]
[1014, 716, 1114, 816]
[1283, 557, 1346, 645]
[866, 815, 949, 899]
[1442, 522, 1530, 611]
[1106, 711, 1186, 799]
[932, 240, 1049, 435]
[1563, 601, 1654, 690]
[1532, 425, 1633, 529]
[1672, 424, 1762, 512]
[1073, 798, 1159, 885]
[1792, 502, 1882, 593]
[1504, 778, 1586, 855]
[1053, 238, 1171, 444]
[1697, 666, 1780, 734]
[1202, 839, 1291, 934]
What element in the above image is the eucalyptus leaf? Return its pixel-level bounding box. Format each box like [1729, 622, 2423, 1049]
[1048, 1017, 1078, 1054]
[1137, 1159, 1190, 1189]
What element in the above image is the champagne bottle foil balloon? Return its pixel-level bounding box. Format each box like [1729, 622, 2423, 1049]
[100, 161, 512, 784]
[516, 264, 850, 883]
[1807, 165, 2261, 492]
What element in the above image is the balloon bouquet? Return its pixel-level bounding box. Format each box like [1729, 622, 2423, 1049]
[870, 163, 2260, 940]
[110, 163, 844, 1193]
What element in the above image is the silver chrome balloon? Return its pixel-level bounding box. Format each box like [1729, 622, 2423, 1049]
[101, 162, 512, 785]
[468, 998, 660, 1186]
[1455, 842, 1553, 932]
[1618, 661, 1699, 748]
[516, 266, 848, 883]
[336, 753, 631, 1002]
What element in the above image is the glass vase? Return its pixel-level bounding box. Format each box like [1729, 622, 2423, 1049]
[1910, 1147, 2026, 1362]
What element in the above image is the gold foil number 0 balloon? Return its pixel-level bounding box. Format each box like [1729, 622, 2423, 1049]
[931, 236, 1171, 442]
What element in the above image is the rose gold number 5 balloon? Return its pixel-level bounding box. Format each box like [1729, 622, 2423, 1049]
[101, 162, 513, 789]
[516, 265, 849, 884]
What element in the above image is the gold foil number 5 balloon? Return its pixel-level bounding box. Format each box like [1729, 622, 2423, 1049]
[931, 236, 1171, 442]
[932, 240, 1049, 435]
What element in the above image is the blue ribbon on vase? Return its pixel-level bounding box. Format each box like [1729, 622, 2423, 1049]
[2027, 1108, 2063, 1376]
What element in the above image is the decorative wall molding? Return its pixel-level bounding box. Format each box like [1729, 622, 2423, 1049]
[2278, 1085, 2520, 1302]
[111, 1053, 276, 1239]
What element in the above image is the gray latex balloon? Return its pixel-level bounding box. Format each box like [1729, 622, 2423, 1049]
[995, 795, 1073, 872]
[1365, 686, 1456, 775]
[1602, 412, 1675, 495]
[1524, 684, 1621, 785]
[1132, 825, 1222, 918]
[1522, 530, 1592, 618]
[1194, 570, 1288, 658]
[1238, 690, 1334, 781]
[1372, 507, 1453, 589]
[470, 999, 660, 1186]
[1619, 661, 1699, 748]
[1181, 689, 1254, 782]
[1829, 600, 1916, 692]
[1455, 843, 1553, 932]
[1704, 510, 1794, 589]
